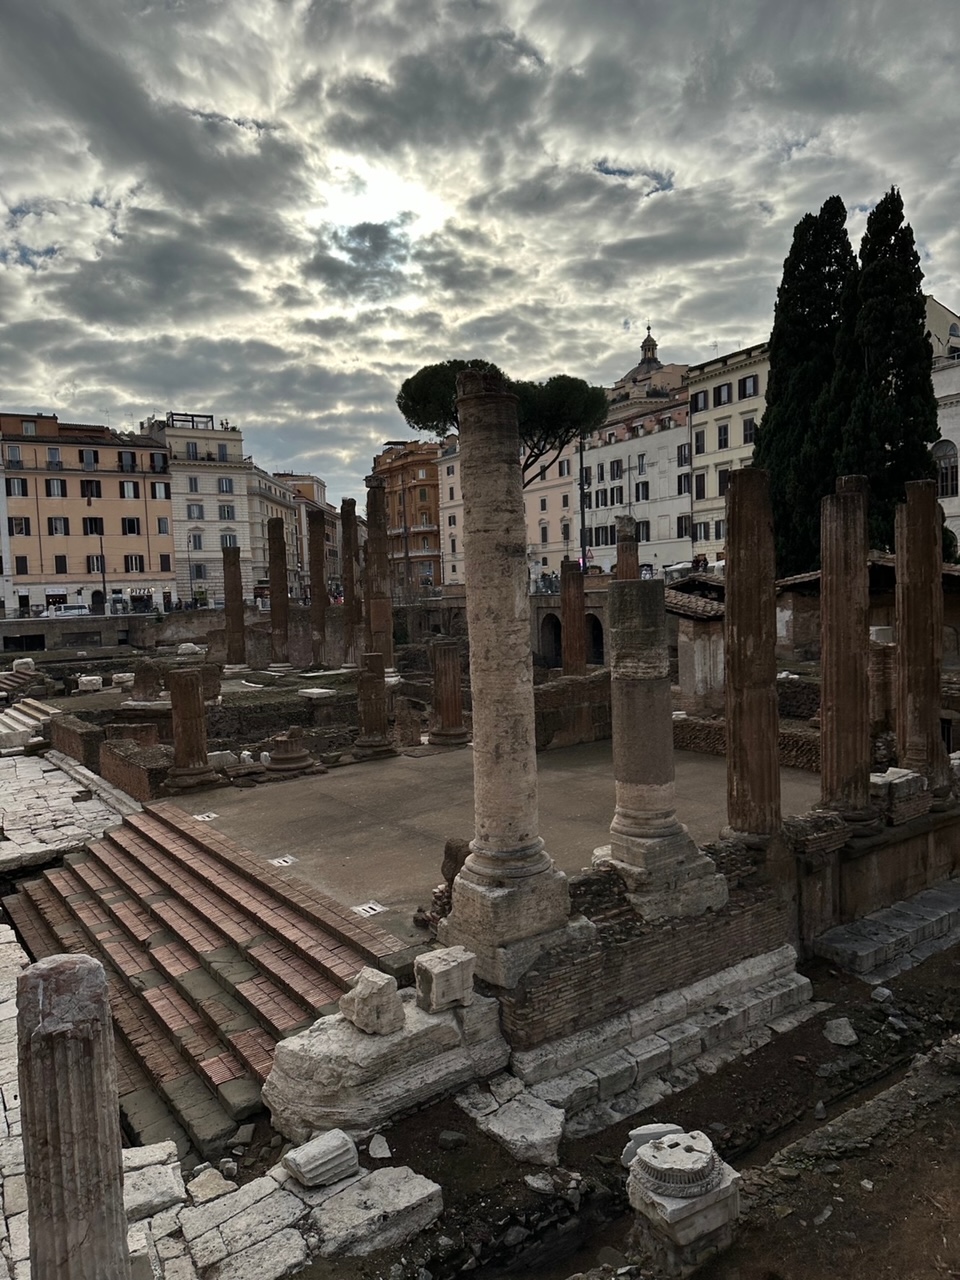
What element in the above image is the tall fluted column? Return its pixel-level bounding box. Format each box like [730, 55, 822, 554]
[724, 468, 781, 842]
[615, 515, 640, 580]
[19, 955, 131, 1280]
[341, 498, 360, 668]
[364, 476, 394, 669]
[222, 544, 246, 667]
[267, 516, 290, 667]
[438, 370, 571, 986]
[561, 560, 587, 676]
[428, 638, 468, 745]
[308, 508, 328, 669]
[897, 479, 952, 800]
[354, 653, 395, 758]
[167, 668, 218, 788]
[820, 476, 876, 822]
[593, 580, 726, 918]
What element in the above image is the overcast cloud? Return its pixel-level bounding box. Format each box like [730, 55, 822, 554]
[1, 0, 958, 502]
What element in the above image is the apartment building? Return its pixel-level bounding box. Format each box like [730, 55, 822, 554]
[140, 413, 254, 605]
[686, 342, 769, 564]
[247, 466, 300, 600]
[273, 473, 342, 598]
[0, 412, 176, 616]
[371, 440, 444, 597]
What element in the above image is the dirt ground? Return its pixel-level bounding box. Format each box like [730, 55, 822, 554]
[292, 944, 960, 1280]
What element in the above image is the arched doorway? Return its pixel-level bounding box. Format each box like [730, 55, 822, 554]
[91, 589, 105, 615]
[586, 613, 604, 665]
[540, 613, 562, 667]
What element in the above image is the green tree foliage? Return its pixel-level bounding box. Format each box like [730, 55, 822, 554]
[753, 196, 856, 576]
[396, 361, 608, 486]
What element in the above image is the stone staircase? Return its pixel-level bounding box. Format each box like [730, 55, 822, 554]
[0, 697, 62, 748]
[0, 670, 37, 697]
[2, 801, 409, 1157]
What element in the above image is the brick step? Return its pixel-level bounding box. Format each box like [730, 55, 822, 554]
[88, 826, 338, 1019]
[114, 1036, 192, 1159]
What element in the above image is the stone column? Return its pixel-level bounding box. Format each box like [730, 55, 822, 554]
[341, 498, 360, 669]
[615, 515, 640, 580]
[267, 516, 290, 668]
[593, 580, 726, 918]
[18, 954, 131, 1280]
[819, 476, 876, 824]
[437, 370, 572, 987]
[307, 508, 327, 669]
[222, 544, 247, 668]
[560, 560, 587, 676]
[167, 667, 219, 789]
[896, 479, 952, 800]
[724, 468, 781, 843]
[354, 653, 395, 758]
[428, 638, 468, 746]
[364, 476, 395, 671]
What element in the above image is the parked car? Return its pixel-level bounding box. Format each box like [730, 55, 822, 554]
[44, 603, 91, 618]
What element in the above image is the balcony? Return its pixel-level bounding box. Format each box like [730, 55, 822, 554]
[118, 461, 138, 473]
[6, 459, 23, 470]
[46, 460, 63, 471]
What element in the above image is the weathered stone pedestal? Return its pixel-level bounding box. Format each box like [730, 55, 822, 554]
[19, 954, 131, 1280]
[428, 639, 469, 746]
[438, 371, 577, 988]
[266, 725, 324, 776]
[165, 668, 219, 790]
[593, 579, 727, 919]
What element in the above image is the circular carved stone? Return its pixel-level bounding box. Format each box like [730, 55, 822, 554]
[632, 1130, 722, 1199]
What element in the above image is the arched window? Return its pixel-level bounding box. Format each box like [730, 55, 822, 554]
[933, 440, 958, 498]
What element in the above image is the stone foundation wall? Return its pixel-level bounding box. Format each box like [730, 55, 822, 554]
[672, 716, 820, 772]
[777, 678, 820, 720]
[498, 891, 787, 1051]
[534, 670, 612, 750]
[99, 739, 174, 803]
[49, 713, 105, 772]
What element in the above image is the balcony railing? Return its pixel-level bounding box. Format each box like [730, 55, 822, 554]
[46, 460, 63, 470]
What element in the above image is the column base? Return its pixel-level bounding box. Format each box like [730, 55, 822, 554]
[353, 738, 398, 760]
[592, 845, 729, 921]
[437, 864, 575, 987]
[268, 663, 294, 672]
[427, 729, 470, 747]
[222, 664, 250, 677]
[165, 764, 221, 791]
[815, 803, 884, 840]
[719, 826, 777, 850]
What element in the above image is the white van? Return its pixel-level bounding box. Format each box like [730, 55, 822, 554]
[45, 604, 91, 618]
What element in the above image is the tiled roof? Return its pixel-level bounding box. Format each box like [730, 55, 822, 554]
[664, 588, 724, 619]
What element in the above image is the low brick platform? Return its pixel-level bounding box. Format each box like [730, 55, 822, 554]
[2, 801, 408, 1157]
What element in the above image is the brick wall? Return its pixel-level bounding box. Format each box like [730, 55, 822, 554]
[534, 671, 612, 750]
[50, 714, 105, 772]
[672, 715, 820, 772]
[99, 740, 173, 803]
[498, 891, 787, 1050]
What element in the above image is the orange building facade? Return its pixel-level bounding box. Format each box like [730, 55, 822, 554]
[370, 439, 445, 598]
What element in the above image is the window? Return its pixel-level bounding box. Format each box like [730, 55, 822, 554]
[558, 458, 571, 477]
[583, 491, 592, 510]
[677, 473, 691, 496]
[561, 522, 570, 541]
[690, 390, 709, 413]
[124, 554, 145, 573]
[150, 452, 167, 473]
[54, 555, 68, 575]
[118, 450, 137, 473]
[217, 443, 228, 462]
[450, 537, 457, 554]
[151, 481, 171, 499]
[738, 374, 759, 399]
[717, 424, 729, 450]
[47, 447, 61, 469]
[191, 563, 206, 581]
[714, 383, 732, 407]
[159, 553, 171, 572]
[80, 449, 99, 469]
[46, 516, 69, 536]
[187, 504, 204, 520]
[610, 459, 623, 480]
[694, 472, 706, 500]
[86, 555, 104, 573]
[6, 445, 21, 467]
[540, 497, 547, 512]
[636, 520, 651, 542]
[186, 441, 199, 461]
[189, 532, 203, 551]
[5, 478, 27, 496]
[448, 486, 454, 500]
[188, 476, 199, 493]
[81, 479, 101, 499]
[636, 481, 650, 501]
[120, 480, 140, 498]
[693, 521, 711, 542]
[611, 485, 624, 505]
[220, 533, 238, 548]
[596, 489, 608, 507]
[14, 555, 28, 574]
[45, 478, 67, 497]
[581, 466, 592, 487]
[636, 453, 646, 475]
[21, 421, 36, 436]
[742, 417, 756, 445]
[717, 468, 731, 497]
[714, 519, 725, 541]
[421, 536, 430, 550]
[8, 517, 30, 536]
[540, 526, 549, 544]
[450, 564, 457, 574]
[677, 514, 692, 538]
[597, 462, 605, 483]
[446, 465, 455, 476]
[694, 429, 706, 455]
[595, 525, 610, 547]
[121, 517, 141, 536]
[218, 504, 235, 521]
[584, 527, 593, 547]
[539, 466, 546, 482]
[217, 477, 234, 494]
[417, 468, 427, 480]
[562, 494, 570, 508]
[83, 517, 104, 536]
[419, 487, 428, 502]
[157, 517, 169, 535]
[935, 441, 959, 498]
[677, 442, 691, 467]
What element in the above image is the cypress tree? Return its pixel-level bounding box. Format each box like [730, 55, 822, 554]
[754, 195, 856, 575]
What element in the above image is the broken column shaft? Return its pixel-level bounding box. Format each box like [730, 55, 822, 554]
[307, 508, 327, 668]
[267, 516, 290, 667]
[19, 954, 131, 1280]
[561, 560, 587, 676]
[222, 544, 246, 667]
[615, 515, 640, 580]
[428, 638, 468, 746]
[724, 468, 781, 843]
[341, 498, 360, 668]
[364, 476, 395, 670]
[167, 667, 218, 788]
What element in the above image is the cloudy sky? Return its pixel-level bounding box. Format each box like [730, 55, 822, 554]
[2, 0, 958, 503]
